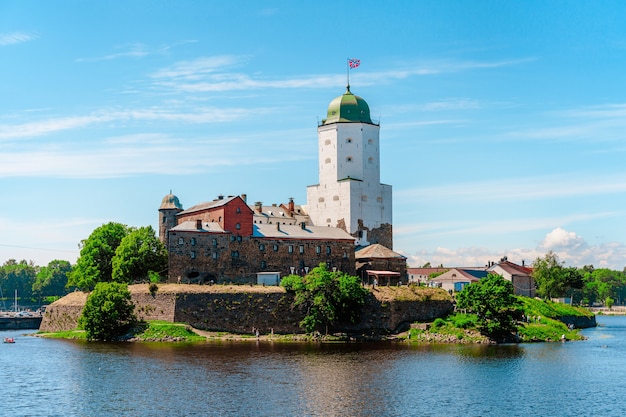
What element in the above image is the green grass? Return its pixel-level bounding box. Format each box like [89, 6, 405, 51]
[132, 321, 206, 342]
[38, 329, 88, 340]
[409, 297, 592, 343]
[39, 321, 206, 342]
[518, 297, 593, 319]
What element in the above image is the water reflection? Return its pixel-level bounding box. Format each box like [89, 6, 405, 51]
[3, 317, 626, 416]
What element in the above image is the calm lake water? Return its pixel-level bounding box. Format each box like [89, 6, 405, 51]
[2, 315, 625, 417]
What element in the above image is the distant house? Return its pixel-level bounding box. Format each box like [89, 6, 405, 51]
[407, 267, 449, 284]
[487, 257, 536, 297]
[429, 268, 488, 292]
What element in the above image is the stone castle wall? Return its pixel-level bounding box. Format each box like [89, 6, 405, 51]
[40, 284, 454, 335]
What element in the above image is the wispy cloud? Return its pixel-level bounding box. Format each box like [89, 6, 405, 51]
[394, 211, 618, 242]
[0, 125, 313, 179]
[76, 40, 198, 62]
[417, 98, 481, 111]
[148, 56, 535, 93]
[0, 31, 37, 46]
[397, 173, 626, 203]
[0, 107, 259, 141]
[507, 103, 626, 142]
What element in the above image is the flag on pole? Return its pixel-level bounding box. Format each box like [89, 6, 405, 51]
[348, 58, 360, 69]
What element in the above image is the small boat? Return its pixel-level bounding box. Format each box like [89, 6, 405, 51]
[3, 337, 15, 343]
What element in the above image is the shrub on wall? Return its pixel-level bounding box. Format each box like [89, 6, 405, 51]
[280, 263, 368, 334]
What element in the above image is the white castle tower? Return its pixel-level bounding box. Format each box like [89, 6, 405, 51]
[306, 85, 393, 248]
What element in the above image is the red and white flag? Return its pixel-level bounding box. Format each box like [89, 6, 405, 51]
[348, 58, 360, 69]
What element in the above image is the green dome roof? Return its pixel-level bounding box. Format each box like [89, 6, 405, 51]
[322, 86, 373, 125]
[160, 193, 183, 210]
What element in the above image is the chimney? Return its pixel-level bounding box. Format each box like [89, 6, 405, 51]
[288, 197, 295, 215]
[196, 219, 202, 230]
[522, 259, 525, 267]
[241, 194, 247, 203]
[218, 194, 224, 200]
[277, 223, 280, 231]
[300, 222, 306, 230]
[255, 201, 262, 213]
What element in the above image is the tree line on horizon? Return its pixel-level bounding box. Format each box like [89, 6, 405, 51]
[1, 223, 625, 307]
[0, 222, 167, 306]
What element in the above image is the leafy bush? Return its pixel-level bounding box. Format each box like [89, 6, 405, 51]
[280, 263, 368, 333]
[456, 274, 523, 340]
[431, 318, 446, 330]
[79, 282, 136, 341]
[450, 313, 478, 329]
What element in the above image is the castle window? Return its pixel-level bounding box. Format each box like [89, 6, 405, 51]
[326, 246, 331, 255]
[212, 252, 218, 260]
[368, 157, 374, 164]
[316, 245, 321, 254]
[212, 238, 218, 247]
[326, 218, 331, 223]
[162, 217, 166, 224]
[299, 245, 304, 254]
[325, 158, 331, 164]
[259, 244, 265, 251]
[260, 261, 267, 270]
[361, 195, 368, 202]
[231, 250, 239, 259]
[191, 238, 196, 246]
[288, 245, 294, 253]
[236, 223, 241, 230]
[190, 251, 196, 259]
[333, 195, 339, 201]
[178, 237, 184, 245]
[346, 156, 353, 162]
[346, 138, 352, 143]
[318, 197, 324, 202]
[325, 139, 331, 145]
[368, 139, 374, 144]
[273, 244, 279, 252]
[236, 207, 241, 213]
[237, 236, 242, 242]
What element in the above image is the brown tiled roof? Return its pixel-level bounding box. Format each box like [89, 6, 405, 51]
[494, 261, 533, 276]
[355, 243, 406, 260]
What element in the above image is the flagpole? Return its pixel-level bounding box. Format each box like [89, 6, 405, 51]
[346, 58, 350, 89]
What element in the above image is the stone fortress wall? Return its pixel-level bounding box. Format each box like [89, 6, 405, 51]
[39, 284, 454, 335]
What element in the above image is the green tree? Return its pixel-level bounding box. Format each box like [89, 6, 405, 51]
[79, 282, 136, 341]
[69, 222, 130, 291]
[456, 273, 523, 340]
[111, 226, 168, 284]
[32, 260, 72, 300]
[532, 251, 567, 299]
[281, 263, 369, 334]
[0, 259, 37, 303]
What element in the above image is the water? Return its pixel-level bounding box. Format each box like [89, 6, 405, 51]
[2, 316, 625, 417]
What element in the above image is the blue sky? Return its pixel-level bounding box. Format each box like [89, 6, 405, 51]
[2, 1, 626, 270]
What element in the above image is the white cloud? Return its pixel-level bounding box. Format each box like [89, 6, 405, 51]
[397, 174, 626, 203]
[0, 107, 257, 141]
[400, 228, 626, 270]
[0, 32, 37, 46]
[147, 56, 535, 94]
[541, 227, 585, 251]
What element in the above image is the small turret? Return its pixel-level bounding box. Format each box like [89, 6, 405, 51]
[159, 191, 183, 245]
